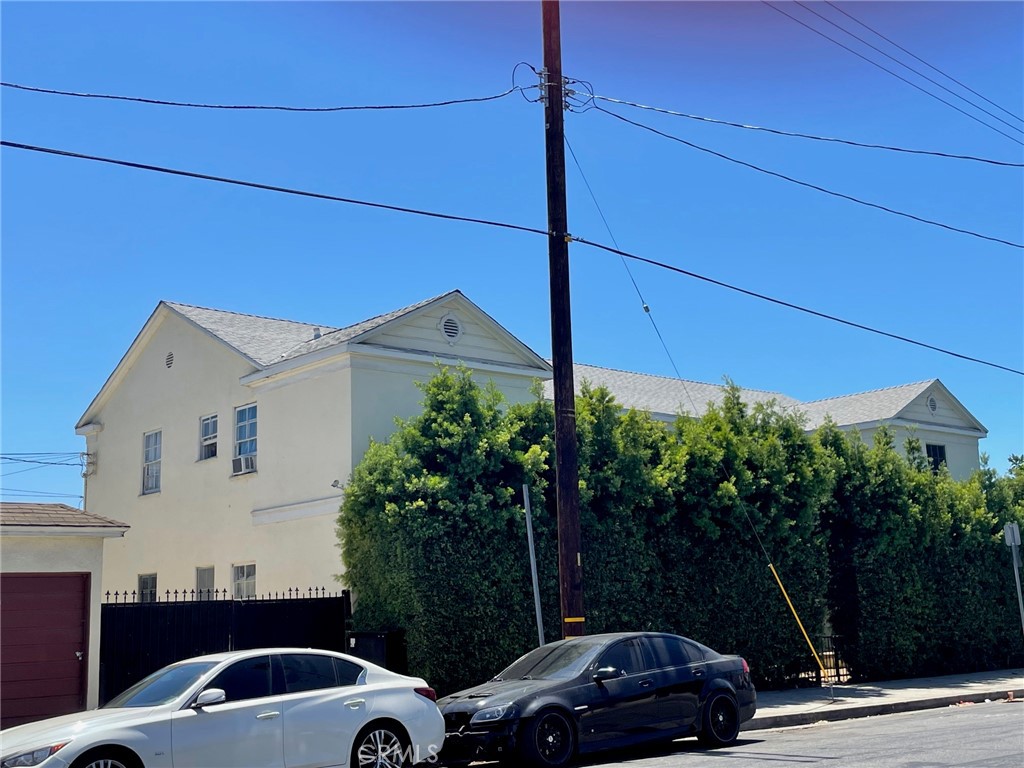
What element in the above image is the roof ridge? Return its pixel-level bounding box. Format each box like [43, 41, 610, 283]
[800, 379, 936, 406]
[571, 361, 790, 397]
[165, 301, 336, 330]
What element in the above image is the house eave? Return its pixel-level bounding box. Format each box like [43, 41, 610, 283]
[0, 525, 129, 539]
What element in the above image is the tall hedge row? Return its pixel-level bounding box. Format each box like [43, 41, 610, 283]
[337, 367, 1024, 694]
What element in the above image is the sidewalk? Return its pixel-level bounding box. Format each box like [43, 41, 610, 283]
[747, 668, 1024, 730]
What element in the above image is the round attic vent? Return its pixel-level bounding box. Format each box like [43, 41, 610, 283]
[165, 352, 175, 369]
[927, 395, 938, 413]
[439, 313, 463, 344]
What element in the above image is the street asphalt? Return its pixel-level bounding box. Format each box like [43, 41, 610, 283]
[747, 668, 1024, 730]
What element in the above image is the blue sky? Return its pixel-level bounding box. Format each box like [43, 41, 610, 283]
[2, 1, 1022, 504]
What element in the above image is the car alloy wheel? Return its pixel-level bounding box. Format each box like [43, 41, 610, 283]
[76, 757, 132, 768]
[353, 725, 409, 768]
[522, 709, 575, 767]
[700, 691, 739, 747]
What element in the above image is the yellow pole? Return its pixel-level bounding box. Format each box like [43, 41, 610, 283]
[768, 563, 826, 675]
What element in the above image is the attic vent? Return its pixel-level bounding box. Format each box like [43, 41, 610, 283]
[313, 327, 321, 340]
[165, 352, 174, 369]
[927, 395, 938, 414]
[438, 313, 463, 345]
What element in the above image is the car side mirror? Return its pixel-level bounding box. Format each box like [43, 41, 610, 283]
[592, 666, 622, 683]
[194, 688, 226, 707]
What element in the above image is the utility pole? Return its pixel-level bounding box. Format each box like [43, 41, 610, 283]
[541, 0, 584, 638]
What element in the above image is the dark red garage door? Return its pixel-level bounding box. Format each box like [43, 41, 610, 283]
[1, 572, 89, 728]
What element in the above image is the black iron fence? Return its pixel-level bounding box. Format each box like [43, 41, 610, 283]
[99, 588, 350, 705]
[787, 634, 851, 687]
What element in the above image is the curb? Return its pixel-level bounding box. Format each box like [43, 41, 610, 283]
[746, 688, 1024, 731]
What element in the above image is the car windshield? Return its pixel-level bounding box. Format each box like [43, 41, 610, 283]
[493, 639, 606, 681]
[104, 661, 219, 708]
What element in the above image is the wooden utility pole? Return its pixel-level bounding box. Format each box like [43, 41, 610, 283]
[541, 0, 584, 638]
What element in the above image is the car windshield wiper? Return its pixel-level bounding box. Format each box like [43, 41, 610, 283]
[520, 675, 534, 680]
[489, 676, 504, 682]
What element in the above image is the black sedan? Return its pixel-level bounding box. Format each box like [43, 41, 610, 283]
[437, 632, 755, 767]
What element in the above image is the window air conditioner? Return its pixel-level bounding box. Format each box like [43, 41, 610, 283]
[232, 455, 257, 474]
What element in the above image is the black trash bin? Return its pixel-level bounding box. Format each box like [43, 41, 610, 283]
[346, 629, 408, 675]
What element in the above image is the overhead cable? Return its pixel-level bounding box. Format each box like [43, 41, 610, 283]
[0, 81, 526, 112]
[584, 94, 1023, 167]
[570, 236, 1024, 377]
[593, 105, 1023, 249]
[823, 0, 1024, 125]
[762, 2, 1024, 146]
[565, 134, 694, 407]
[3, 139, 1020, 376]
[791, 0, 1024, 136]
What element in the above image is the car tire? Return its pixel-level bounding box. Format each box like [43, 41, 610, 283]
[518, 708, 575, 767]
[698, 691, 740, 747]
[351, 721, 412, 768]
[71, 748, 142, 768]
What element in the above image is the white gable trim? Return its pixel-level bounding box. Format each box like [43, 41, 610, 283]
[346, 292, 551, 372]
[839, 419, 986, 438]
[894, 379, 988, 435]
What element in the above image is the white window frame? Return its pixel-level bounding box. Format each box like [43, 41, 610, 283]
[142, 430, 162, 494]
[196, 566, 215, 600]
[232, 563, 256, 600]
[139, 573, 157, 603]
[199, 414, 218, 461]
[233, 404, 257, 475]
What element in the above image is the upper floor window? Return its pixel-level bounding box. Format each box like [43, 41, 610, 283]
[139, 573, 157, 603]
[142, 430, 162, 494]
[200, 414, 218, 460]
[926, 443, 947, 473]
[233, 404, 257, 475]
[233, 563, 256, 599]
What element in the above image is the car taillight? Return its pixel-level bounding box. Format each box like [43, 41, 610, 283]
[415, 686, 437, 702]
[742, 658, 750, 674]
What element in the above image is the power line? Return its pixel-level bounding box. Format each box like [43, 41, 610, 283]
[1, 141, 548, 238]
[823, 0, 1024, 125]
[3, 139, 1019, 376]
[0, 488, 84, 499]
[762, 2, 1024, 146]
[593, 105, 1023, 250]
[583, 93, 1023, 167]
[570, 235, 1024, 377]
[565, 134, 697, 412]
[791, 0, 1024, 137]
[1, 81, 527, 112]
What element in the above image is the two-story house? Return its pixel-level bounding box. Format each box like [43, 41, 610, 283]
[77, 290, 987, 598]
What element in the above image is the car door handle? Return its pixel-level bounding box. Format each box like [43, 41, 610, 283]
[639, 679, 653, 688]
[694, 668, 706, 678]
[344, 699, 365, 709]
[256, 711, 280, 720]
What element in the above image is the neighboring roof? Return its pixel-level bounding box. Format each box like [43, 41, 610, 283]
[543, 363, 801, 419]
[544, 366, 986, 435]
[0, 502, 128, 530]
[796, 380, 934, 430]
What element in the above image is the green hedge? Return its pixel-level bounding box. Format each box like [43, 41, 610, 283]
[338, 367, 1024, 693]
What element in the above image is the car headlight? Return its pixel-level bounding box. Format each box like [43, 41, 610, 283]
[470, 703, 519, 724]
[1, 742, 69, 768]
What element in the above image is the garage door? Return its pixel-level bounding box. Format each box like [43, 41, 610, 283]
[1, 572, 89, 729]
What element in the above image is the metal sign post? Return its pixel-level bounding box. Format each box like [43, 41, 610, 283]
[1004, 522, 1024, 641]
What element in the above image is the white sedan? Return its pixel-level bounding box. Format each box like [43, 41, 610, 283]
[0, 647, 444, 768]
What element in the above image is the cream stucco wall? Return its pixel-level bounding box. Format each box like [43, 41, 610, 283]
[0, 534, 109, 709]
[852, 424, 982, 480]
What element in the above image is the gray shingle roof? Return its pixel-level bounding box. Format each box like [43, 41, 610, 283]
[795, 380, 935, 429]
[166, 290, 461, 368]
[0, 502, 128, 529]
[542, 363, 801, 419]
